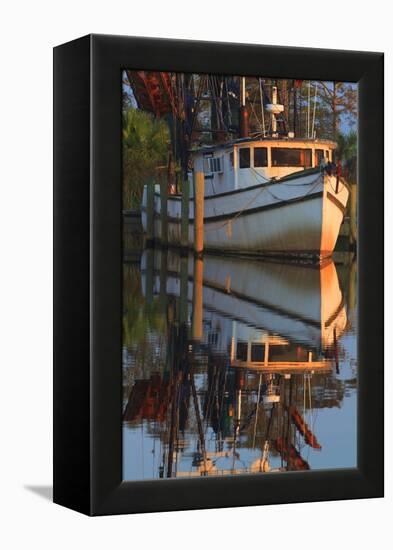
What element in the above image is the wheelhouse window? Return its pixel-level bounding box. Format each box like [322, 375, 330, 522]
[229, 151, 234, 169]
[239, 147, 250, 168]
[315, 149, 325, 165]
[268, 343, 309, 363]
[236, 342, 248, 361]
[251, 343, 265, 362]
[254, 147, 268, 167]
[271, 148, 312, 168]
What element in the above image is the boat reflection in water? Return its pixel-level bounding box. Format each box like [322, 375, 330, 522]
[122, 250, 357, 480]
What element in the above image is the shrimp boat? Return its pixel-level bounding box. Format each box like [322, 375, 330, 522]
[142, 84, 350, 261]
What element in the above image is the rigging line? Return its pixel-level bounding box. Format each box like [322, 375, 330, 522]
[311, 83, 318, 138]
[213, 368, 222, 440]
[259, 78, 266, 137]
[261, 402, 275, 460]
[327, 176, 345, 195]
[249, 95, 264, 132]
[203, 364, 216, 432]
[190, 369, 208, 475]
[203, 170, 323, 233]
[190, 74, 206, 136]
[311, 393, 319, 436]
[307, 81, 311, 139]
[249, 167, 323, 200]
[208, 75, 219, 129]
[217, 77, 226, 128]
[218, 368, 228, 431]
[219, 79, 225, 127]
[252, 374, 263, 449]
[210, 75, 226, 131]
[249, 165, 322, 186]
[249, 85, 260, 118]
[203, 179, 270, 232]
[224, 78, 232, 127]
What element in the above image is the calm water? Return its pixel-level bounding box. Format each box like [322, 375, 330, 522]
[122, 244, 357, 480]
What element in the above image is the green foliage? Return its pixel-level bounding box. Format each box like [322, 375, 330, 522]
[336, 130, 357, 183]
[315, 82, 357, 139]
[336, 130, 357, 161]
[295, 81, 357, 140]
[122, 108, 170, 209]
[122, 264, 166, 350]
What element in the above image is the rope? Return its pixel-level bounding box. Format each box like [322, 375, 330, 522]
[327, 175, 345, 195]
[203, 171, 324, 233]
[203, 179, 269, 232]
[249, 167, 323, 201]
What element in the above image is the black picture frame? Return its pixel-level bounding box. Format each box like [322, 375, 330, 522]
[53, 34, 384, 516]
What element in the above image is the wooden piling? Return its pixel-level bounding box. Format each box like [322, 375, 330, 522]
[160, 177, 168, 246]
[193, 171, 204, 256]
[146, 178, 155, 244]
[181, 177, 190, 249]
[191, 256, 203, 341]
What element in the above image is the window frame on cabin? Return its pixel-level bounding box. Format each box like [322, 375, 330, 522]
[239, 147, 251, 169]
[253, 146, 268, 168]
[315, 148, 325, 165]
[271, 147, 312, 168]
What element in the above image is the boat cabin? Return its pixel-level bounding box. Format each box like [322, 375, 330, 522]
[229, 334, 331, 373]
[190, 138, 336, 197]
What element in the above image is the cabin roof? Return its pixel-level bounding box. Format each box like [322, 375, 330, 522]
[190, 136, 337, 154]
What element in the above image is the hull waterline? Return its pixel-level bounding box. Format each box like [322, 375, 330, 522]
[142, 169, 350, 260]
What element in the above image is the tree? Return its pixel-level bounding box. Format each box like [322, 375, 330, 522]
[245, 79, 357, 141]
[122, 108, 170, 209]
[317, 82, 357, 139]
[336, 130, 357, 183]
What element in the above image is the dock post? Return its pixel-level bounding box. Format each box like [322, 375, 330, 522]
[146, 178, 155, 245]
[160, 177, 168, 247]
[194, 171, 204, 256]
[191, 256, 204, 341]
[181, 176, 190, 249]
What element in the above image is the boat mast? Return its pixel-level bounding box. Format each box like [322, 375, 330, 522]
[265, 84, 284, 137]
[239, 76, 249, 138]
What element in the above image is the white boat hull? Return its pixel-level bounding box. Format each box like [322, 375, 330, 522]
[141, 250, 347, 352]
[142, 169, 350, 259]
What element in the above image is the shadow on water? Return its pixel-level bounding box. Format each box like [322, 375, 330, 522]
[122, 244, 358, 481]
